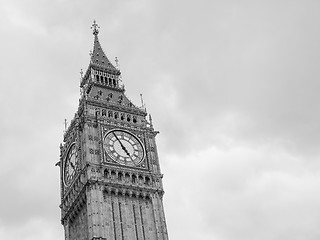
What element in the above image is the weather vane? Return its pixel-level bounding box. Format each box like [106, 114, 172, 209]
[91, 20, 100, 35]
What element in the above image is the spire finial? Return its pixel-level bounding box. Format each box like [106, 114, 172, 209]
[140, 93, 144, 107]
[91, 20, 100, 35]
[80, 69, 83, 90]
[115, 57, 120, 69]
[149, 114, 153, 127]
[64, 119, 68, 132]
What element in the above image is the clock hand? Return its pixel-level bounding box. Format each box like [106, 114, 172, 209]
[70, 161, 75, 170]
[128, 154, 138, 166]
[112, 132, 131, 156]
[122, 145, 130, 156]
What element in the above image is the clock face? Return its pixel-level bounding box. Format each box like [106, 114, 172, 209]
[63, 143, 79, 187]
[104, 129, 145, 167]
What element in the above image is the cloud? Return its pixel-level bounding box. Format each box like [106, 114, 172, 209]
[0, 126, 61, 226]
[162, 144, 320, 240]
[1, 0, 320, 239]
[0, 218, 63, 240]
[138, 0, 320, 156]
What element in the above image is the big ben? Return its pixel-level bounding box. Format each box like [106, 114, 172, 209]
[57, 21, 169, 240]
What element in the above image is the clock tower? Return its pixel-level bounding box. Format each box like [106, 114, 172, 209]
[57, 21, 169, 240]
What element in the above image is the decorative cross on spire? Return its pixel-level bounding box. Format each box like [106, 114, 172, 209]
[91, 20, 100, 35]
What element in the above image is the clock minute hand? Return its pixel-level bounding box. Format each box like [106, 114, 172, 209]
[113, 133, 131, 156]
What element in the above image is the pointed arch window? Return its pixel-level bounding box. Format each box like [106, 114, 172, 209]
[133, 116, 137, 123]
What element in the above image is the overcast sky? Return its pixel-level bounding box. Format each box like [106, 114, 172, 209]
[1, 0, 320, 239]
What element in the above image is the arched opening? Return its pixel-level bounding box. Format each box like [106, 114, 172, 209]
[125, 173, 130, 182]
[138, 175, 143, 185]
[132, 174, 137, 184]
[145, 176, 150, 186]
[104, 169, 109, 179]
[118, 172, 123, 182]
[111, 171, 116, 180]
[133, 116, 137, 123]
[103, 190, 108, 201]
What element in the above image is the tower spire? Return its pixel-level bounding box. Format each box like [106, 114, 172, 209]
[80, 21, 121, 88]
[89, 20, 120, 73]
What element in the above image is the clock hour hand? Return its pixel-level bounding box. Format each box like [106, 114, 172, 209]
[70, 161, 75, 170]
[122, 145, 130, 157]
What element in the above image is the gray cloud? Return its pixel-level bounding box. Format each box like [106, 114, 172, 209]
[1, 0, 320, 239]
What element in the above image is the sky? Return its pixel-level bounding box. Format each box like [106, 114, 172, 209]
[1, 0, 320, 239]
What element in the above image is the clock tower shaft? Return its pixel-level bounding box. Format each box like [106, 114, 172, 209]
[58, 21, 169, 240]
